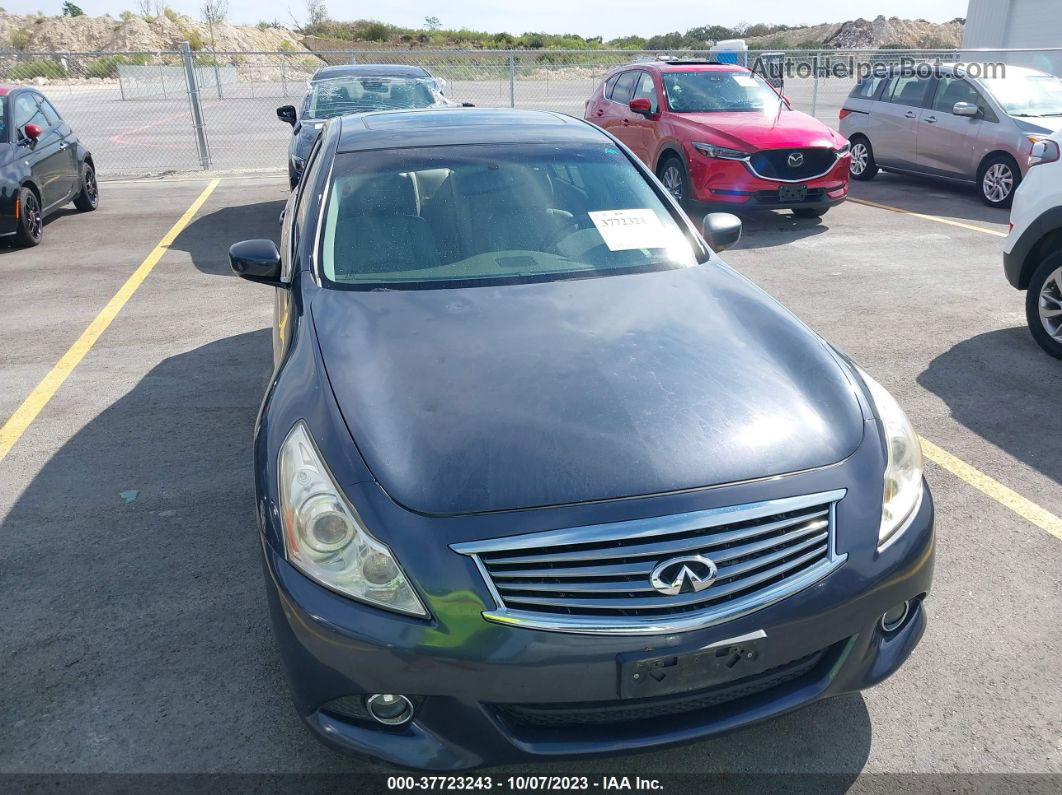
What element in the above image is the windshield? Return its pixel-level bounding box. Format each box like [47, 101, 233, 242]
[662, 70, 783, 113]
[981, 74, 1062, 116]
[305, 76, 448, 120]
[320, 143, 703, 289]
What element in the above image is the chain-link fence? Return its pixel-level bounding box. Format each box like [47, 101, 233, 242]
[2, 46, 1059, 178]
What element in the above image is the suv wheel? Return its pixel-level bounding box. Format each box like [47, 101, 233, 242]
[1026, 251, 1062, 360]
[657, 156, 690, 204]
[979, 154, 1021, 208]
[849, 137, 878, 180]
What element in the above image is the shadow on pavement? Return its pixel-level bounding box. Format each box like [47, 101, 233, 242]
[686, 206, 832, 251]
[851, 171, 1010, 227]
[170, 198, 286, 277]
[918, 326, 1062, 486]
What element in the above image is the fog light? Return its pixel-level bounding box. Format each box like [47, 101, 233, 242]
[365, 693, 414, 726]
[880, 601, 911, 633]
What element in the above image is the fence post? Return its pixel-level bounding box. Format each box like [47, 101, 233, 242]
[508, 52, 516, 108]
[181, 42, 211, 171]
[810, 53, 820, 118]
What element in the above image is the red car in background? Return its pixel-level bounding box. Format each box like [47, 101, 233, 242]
[585, 60, 851, 217]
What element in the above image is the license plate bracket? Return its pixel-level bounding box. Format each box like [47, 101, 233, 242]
[779, 183, 808, 203]
[618, 635, 768, 699]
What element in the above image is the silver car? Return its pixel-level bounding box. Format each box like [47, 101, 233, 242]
[840, 64, 1062, 207]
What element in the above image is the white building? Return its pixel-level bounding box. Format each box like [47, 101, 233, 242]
[963, 0, 1062, 49]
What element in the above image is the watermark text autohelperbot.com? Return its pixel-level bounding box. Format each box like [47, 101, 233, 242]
[751, 56, 1006, 82]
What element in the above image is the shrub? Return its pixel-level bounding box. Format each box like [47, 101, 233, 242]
[7, 59, 68, 80]
[278, 40, 297, 52]
[9, 28, 32, 49]
[119, 11, 135, 21]
[163, 6, 179, 22]
[184, 28, 204, 50]
[86, 53, 151, 78]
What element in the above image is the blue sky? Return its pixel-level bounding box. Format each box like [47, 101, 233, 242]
[7, 0, 970, 39]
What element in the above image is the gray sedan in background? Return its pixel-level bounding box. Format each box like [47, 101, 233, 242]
[840, 64, 1062, 207]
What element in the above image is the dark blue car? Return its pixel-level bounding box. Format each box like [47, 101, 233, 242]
[229, 108, 934, 770]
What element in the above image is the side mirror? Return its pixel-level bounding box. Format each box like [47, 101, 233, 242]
[23, 123, 42, 142]
[702, 213, 742, 253]
[952, 101, 979, 118]
[629, 97, 652, 115]
[276, 105, 297, 126]
[229, 239, 285, 286]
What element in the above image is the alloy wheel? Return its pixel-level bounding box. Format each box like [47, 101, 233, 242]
[661, 164, 684, 201]
[1038, 265, 1062, 343]
[24, 194, 42, 241]
[982, 163, 1014, 204]
[85, 168, 98, 205]
[850, 143, 868, 176]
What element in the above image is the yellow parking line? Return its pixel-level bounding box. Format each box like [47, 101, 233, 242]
[849, 197, 1008, 238]
[0, 178, 220, 463]
[920, 437, 1062, 542]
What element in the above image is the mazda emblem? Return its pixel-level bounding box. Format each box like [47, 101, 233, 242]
[649, 555, 718, 596]
[787, 152, 805, 168]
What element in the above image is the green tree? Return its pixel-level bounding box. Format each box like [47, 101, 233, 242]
[62, 1, 85, 15]
[424, 15, 440, 32]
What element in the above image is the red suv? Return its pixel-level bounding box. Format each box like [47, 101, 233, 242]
[585, 60, 851, 217]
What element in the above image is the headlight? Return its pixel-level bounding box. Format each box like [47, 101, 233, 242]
[856, 368, 924, 548]
[278, 422, 428, 616]
[692, 142, 749, 160]
[835, 141, 851, 155]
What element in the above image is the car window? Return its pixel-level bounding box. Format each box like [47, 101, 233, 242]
[603, 73, 620, 99]
[886, 75, 931, 107]
[319, 142, 703, 289]
[632, 72, 659, 113]
[13, 94, 46, 133]
[36, 95, 62, 126]
[850, 76, 885, 100]
[661, 70, 781, 113]
[305, 76, 448, 120]
[610, 71, 638, 104]
[931, 76, 981, 113]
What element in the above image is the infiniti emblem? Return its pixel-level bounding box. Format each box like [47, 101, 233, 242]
[787, 152, 805, 168]
[649, 555, 718, 596]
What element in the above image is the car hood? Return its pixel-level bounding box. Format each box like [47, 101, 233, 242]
[678, 108, 843, 151]
[1013, 116, 1062, 136]
[311, 264, 865, 516]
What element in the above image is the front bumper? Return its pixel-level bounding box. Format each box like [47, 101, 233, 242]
[261, 485, 933, 770]
[688, 151, 851, 210]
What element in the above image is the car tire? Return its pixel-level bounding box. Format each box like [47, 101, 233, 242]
[657, 155, 691, 206]
[13, 187, 43, 247]
[792, 207, 828, 218]
[1025, 251, 1062, 360]
[978, 154, 1021, 209]
[849, 137, 878, 181]
[73, 161, 99, 212]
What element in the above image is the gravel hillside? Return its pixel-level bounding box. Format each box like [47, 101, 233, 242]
[0, 11, 306, 52]
[746, 16, 964, 49]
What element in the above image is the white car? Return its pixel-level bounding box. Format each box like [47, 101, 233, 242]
[1004, 128, 1062, 359]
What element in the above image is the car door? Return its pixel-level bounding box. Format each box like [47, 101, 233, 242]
[602, 70, 639, 146]
[624, 71, 661, 165]
[915, 75, 989, 179]
[12, 92, 68, 209]
[35, 94, 78, 199]
[868, 74, 932, 170]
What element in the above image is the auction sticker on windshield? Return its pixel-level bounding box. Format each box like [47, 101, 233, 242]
[589, 209, 670, 251]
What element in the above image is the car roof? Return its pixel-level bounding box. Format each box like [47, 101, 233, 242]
[627, 61, 746, 73]
[335, 108, 607, 152]
[311, 64, 430, 81]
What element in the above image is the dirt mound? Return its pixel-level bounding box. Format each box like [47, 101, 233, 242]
[0, 11, 306, 53]
[746, 15, 964, 49]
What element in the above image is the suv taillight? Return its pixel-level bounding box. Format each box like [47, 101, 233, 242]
[839, 108, 852, 120]
[1031, 140, 1060, 167]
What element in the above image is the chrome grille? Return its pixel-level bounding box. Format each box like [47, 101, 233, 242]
[452, 490, 846, 635]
